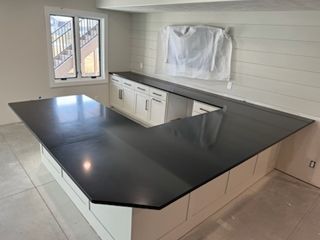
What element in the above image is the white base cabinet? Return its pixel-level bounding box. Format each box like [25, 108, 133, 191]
[192, 100, 221, 116]
[135, 92, 150, 123]
[109, 75, 188, 126]
[149, 97, 166, 125]
[40, 142, 279, 240]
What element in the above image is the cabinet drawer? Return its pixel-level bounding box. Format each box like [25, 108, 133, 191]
[193, 101, 220, 114]
[150, 88, 167, 101]
[135, 83, 150, 94]
[111, 75, 124, 85]
[62, 171, 88, 205]
[123, 79, 135, 89]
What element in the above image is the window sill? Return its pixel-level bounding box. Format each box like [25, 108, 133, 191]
[50, 78, 108, 88]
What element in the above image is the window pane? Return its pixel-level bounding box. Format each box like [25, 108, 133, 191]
[79, 18, 101, 78]
[50, 15, 76, 79]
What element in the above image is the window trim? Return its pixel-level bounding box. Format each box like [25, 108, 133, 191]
[45, 7, 108, 88]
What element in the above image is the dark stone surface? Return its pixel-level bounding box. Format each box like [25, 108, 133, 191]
[9, 74, 313, 209]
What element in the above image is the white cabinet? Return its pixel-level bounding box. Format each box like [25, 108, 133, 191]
[135, 92, 150, 123]
[192, 101, 220, 116]
[110, 75, 173, 126]
[123, 87, 136, 114]
[150, 98, 167, 125]
[110, 81, 123, 109]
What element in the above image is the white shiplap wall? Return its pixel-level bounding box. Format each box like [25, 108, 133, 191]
[130, 11, 320, 118]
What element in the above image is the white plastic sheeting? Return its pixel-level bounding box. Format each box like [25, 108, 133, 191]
[156, 25, 232, 81]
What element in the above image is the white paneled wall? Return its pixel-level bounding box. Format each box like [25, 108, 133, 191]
[130, 11, 320, 118]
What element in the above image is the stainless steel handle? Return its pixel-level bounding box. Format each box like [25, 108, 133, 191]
[199, 108, 210, 113]
[145, 100, 149, 111]
[137, 87, 146, 91]
[152, 98, 162, 103]
[124, 83, 131, 87]
[153, 92, 162, 97]
[119, 89, 123, 100]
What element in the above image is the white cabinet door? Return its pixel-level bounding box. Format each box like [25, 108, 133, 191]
[123, 87, 135, 115]
[150, 98, 166, 126]
[135, 92, 150, 122]
[110, 82, 123, 109]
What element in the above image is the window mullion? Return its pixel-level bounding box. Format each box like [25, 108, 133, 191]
[74, 16, 82, 78]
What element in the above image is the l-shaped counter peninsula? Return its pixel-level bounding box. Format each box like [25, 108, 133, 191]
[9, 72, 314, 240]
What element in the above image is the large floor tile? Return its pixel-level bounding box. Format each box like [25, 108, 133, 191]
[182, 171, 320, 240]
[15, 145, 54, 186]
[38, 181, 100, 240]
[0, 189, 67, 240]
[0, 123, 38, 154]
[0, 123, 54, 186]
[288, 198, 320, 240]
[0, 143, 33, 199]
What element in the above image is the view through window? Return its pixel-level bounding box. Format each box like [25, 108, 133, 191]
[48, 11, 104, 83]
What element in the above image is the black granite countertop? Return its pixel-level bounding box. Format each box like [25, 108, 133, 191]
[9, 72, 314, 210]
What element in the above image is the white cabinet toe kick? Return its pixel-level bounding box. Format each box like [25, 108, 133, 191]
[40, 143, 279, 240]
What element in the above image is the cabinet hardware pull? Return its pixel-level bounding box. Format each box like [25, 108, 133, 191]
[199, 108, 210, 113]
[152, 98, 162, 103]
[145, 100, 149, 111]
[124, 83, 131, 86]
[137, 87, 145, 91]
[153, 92, 162, 97]
[119, 89, 123, 100]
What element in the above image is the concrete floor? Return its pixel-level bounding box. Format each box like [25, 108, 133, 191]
[0, 123, 320, 240]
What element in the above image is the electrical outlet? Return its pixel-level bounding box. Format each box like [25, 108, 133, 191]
[309, 160, 317, 168]
[139, 62, 144, 70]
[227, 82, 233, 90]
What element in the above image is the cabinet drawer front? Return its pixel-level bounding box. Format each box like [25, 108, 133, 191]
[193, 101, 220, 114]
[111, 75, 124, 84]
[62, 171, 88, 205]
[150, 88, 167, 101]
[123, 79, 135, 89]
[135, 83, 150, 94]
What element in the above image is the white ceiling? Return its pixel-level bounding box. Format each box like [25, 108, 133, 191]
[97, 0, 320, 12]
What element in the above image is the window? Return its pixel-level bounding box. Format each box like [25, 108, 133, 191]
[45, 8, 107, 87]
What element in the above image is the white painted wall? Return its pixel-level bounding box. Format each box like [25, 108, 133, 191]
[0, 0, 131, 125]
[130, 11, 320, 119]
[129, 10, 320, 187]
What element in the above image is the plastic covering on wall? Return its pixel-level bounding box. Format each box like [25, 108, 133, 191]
[156, 25, 232, 81]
